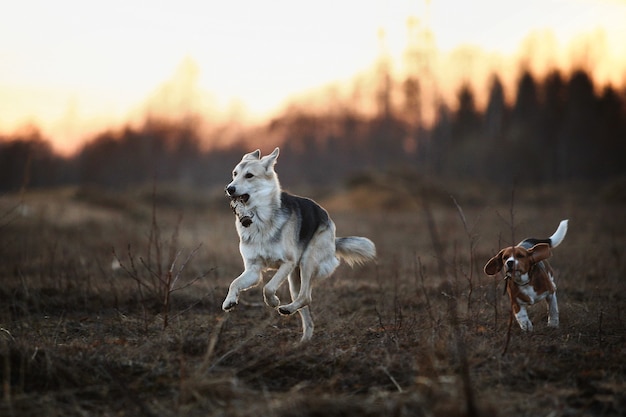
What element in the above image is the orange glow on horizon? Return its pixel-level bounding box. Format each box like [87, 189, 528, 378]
[270, 27, 626, 131]
[1, 0, 625, 156]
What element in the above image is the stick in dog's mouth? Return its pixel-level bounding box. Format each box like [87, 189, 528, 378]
[229, 193, 250, 203]
[505, 270, 519, 279]
[229, 194, 253, 227]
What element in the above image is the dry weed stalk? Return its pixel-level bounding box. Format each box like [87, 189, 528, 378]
[1, 328, 15, 408]
[1, 157, 29, 247]
[414, 254, 437, 327]
[498, 188, 517, 356]
[113, 185, 210, 330]
[421, 194, 478, 417]
[451, 197, 480, 316]
[421, 197, 446, 279]
[0, 203, 20, 233]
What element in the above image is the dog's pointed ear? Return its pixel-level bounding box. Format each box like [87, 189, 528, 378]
[262, 147, 280, 169]
[529, 243, 551, 264]
[484, 250, 504, 275]
[243, 149, 261, 160]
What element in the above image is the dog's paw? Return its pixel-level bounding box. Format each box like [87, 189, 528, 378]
[222, 298, 238, 312]
[263, 291, 281, 309]
[519, 321, 533, 332]
[277, 305, 295, 316]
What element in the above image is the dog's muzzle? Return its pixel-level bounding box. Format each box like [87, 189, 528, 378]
[505, 260, 515, 272]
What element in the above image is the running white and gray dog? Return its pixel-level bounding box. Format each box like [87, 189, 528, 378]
[222, 147, 376, 342]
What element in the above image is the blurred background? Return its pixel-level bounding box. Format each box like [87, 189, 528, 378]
[1, 0, 625, 193]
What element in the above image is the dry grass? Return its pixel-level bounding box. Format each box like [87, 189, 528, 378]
[0, 183, 624, 416]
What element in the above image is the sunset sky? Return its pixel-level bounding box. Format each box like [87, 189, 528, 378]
[1, 0, 625, 154]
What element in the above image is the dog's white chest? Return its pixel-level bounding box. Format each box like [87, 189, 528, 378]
[517, 285, 539, 305]
[248, 248, 285, 269]
[240, 232, 291, 269]
[516, 283, 551, 305]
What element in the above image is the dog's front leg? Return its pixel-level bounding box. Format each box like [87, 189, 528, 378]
[263, 262, 295, 309]
[514, 305, 533, 331]
[222, 266, 262, 311]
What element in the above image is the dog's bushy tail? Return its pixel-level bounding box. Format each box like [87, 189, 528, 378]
[336, 237, 376, 267]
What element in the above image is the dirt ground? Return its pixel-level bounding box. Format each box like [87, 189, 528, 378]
[0, 184, 624, 416]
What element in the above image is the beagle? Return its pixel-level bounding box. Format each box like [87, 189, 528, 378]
[484, 220, 568, 331]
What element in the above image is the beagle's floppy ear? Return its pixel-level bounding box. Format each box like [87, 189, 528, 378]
[484, 249, 505, 275]
[243, 149, 261, 160]
[528, 243, 551, 264]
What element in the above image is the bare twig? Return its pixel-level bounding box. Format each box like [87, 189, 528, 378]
[502, 302, 514, 357]
[199, 315, 230, 372]
[447, 285, 478, 417]
[451, 196, 480, 316]
[1, 328, 14, 408]
[421, 196, 446, 279]
[208, 316, 276, 372]
[112, 187, 208, 330]
[424, 196, 477, 417]
[380, 366, 403, 392]
[501, 187, 517, 356]
[415, 255, 436, 327]
[597, 309, 604, 345]
[169, 244, 204, 292]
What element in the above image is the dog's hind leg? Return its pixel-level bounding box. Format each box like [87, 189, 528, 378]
[222, 266, 262, 311]
[297, 307, 314, 342]
[278, 239, 339, 317]
[277, 259, 317, 316]
[288, 269, 314, 342]
[277, 279, 310, 316]
[546, 292, 559, 328]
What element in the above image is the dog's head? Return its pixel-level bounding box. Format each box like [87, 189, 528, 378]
[225, 147, 280, 204]
[484, 243, 552, 277]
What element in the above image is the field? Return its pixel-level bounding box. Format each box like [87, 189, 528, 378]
[1, 181, 624, 416]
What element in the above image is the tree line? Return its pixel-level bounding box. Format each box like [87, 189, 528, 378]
[1, 68, 625, 192]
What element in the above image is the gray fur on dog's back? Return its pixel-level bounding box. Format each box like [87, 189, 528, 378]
[279, 192, 330, 247]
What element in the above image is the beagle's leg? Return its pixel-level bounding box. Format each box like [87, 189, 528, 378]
[546, 292, 559, 328]
[514, 305, 534, 331]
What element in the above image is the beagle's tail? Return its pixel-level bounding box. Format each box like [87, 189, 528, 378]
[548, 219, 569, 248]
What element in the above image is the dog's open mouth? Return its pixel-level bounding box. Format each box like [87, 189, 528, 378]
[229, 193, 250, 203]
[505, 269, 523, 281]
